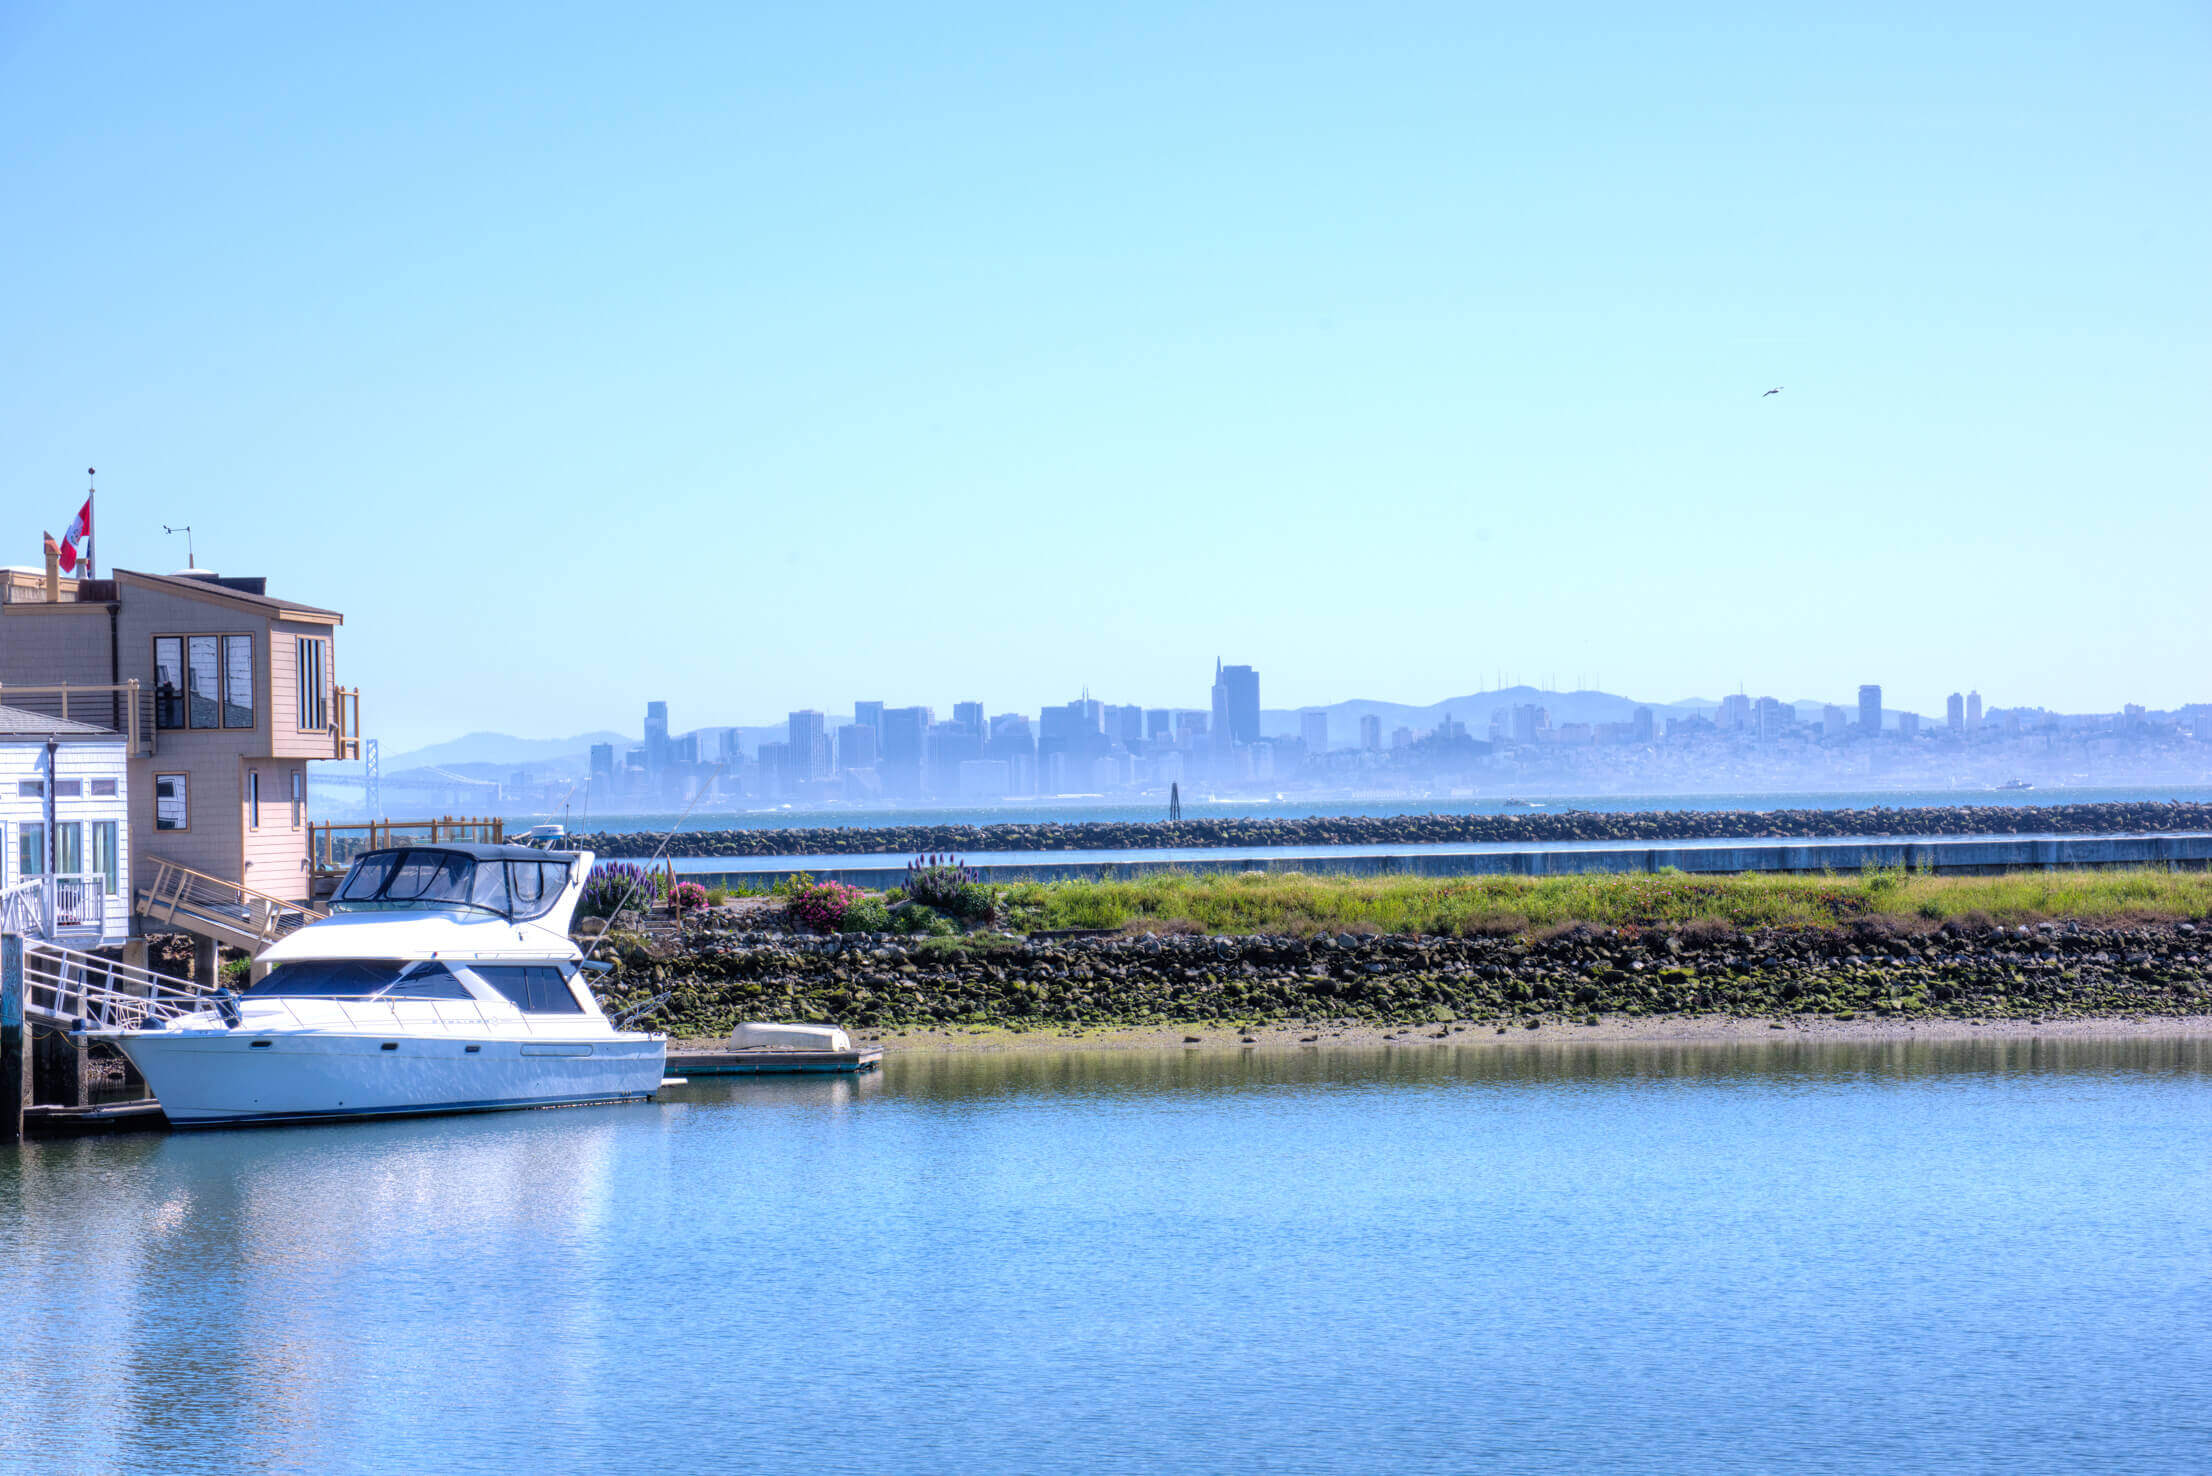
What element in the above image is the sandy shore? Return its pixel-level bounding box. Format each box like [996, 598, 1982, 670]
[671, 1012, 2212, 1057]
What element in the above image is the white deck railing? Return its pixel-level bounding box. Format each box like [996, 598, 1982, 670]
[0, 874, 112, 941]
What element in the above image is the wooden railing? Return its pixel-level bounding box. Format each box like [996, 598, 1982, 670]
[0, 680, 150, 756]
[136, 855, 325, 954]
[310, 816, 506, 876]
[332, 686, 361, 760]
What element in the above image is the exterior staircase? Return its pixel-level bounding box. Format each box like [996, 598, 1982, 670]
[135, 856, 326, 954]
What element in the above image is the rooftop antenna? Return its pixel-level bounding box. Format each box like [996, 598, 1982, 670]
[163, 524, 196, 569]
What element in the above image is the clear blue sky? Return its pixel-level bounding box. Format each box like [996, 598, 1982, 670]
[4, 2, 2205, 749]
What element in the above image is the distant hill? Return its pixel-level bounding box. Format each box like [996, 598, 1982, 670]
[1261, 687, 1720, 748]
[379, 730, 633, 772]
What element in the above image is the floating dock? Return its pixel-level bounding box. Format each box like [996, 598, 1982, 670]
[665, 1047, 883, 1076]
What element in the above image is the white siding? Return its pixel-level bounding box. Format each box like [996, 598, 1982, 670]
[0, 735, 133, 946]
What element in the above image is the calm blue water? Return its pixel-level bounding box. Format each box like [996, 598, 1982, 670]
[6, 1039, 2212, 1474]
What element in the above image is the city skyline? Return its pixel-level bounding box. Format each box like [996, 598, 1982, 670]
[6, 5, 2204, 752]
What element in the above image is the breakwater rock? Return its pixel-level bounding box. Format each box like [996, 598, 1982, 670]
[576, 801, 2212, 860]
[599, 918, 2212, 1037]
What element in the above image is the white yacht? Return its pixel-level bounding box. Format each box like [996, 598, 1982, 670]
[107, 843, 666, 1127]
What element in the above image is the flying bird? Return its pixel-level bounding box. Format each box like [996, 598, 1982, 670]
[1762, 386, 1783, 397]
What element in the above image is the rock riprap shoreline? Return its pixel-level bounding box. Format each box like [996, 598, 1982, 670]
[576, 801, 2212, 860]
[598, 918, 2212, 1038]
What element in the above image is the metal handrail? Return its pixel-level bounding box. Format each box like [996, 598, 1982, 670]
[20, 939, 211, 1031]
[0, 875, 110, 940]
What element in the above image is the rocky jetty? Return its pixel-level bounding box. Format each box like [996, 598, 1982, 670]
[576, 801, 2212, 860]
[597, 917, 2212, 1038]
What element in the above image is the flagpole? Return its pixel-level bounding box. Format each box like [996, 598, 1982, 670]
[85, 468, 94, 580]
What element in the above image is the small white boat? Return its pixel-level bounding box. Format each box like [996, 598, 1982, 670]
[106, 843, 665, 1128]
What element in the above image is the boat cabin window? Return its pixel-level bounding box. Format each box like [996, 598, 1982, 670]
[473, 965, 584, 1014]
[332, 848, 573, 920]
[248, 959, 472, 1000]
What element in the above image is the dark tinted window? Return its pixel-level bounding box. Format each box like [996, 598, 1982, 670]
[379, 962, 473, 1001]
[474, 965, 582, 1014]
[251, 960, 407, 997]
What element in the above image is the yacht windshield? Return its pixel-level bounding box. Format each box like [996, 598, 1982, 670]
[332, 849, 572, 920]
[247, 960, 475, 1001]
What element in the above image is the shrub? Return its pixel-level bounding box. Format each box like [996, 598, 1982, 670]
[581, 862, 654, 919]
[893, 902, 957, 937]
[669, 881, 709, 913]
[705, 886, 731, 906]
[838, 895, 892, 933]
[788, 880, 864, 934]
[905, 854, 997, 924]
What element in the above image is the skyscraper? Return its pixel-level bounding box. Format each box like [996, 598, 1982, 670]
[952, 701, 984, 734]
[787, 710, 828, 781]
[1858, 685, 1883, 735]
[1966, 691, 1983, 733]
[1360, 714, 1382, 751]
[1300, 711, 1329, 753]
[854, 700, 884, 735]
[1632, 706, 1655, 744]
[589, 743, 615, 782]
[836, 723, 876, 770]
[1210, 661, 1261, 745]
[878, 706, 931, 797]
[1947, 692, 1965, 732]
[644, 700, 669, 772]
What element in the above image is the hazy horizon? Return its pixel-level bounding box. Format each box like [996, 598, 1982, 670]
[6, 4, 2206, 751]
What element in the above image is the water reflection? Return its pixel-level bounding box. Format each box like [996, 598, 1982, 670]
[4, 1038, 2210, 1474]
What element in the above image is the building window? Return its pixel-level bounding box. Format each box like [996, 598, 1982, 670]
[248, 771, 260, 829]
[291, 770, 303, 828]
[54, 822, 82, 877]
[91, 778, 117, 798]
[188, 635, 221, 728]
[155, 637, 185, 728]
[297, 637, 329, 731]
[19, 822, 44, 877]
[15, 780, 41, 798]
[52, 780, 82, 798]
[92, 821, 118, 895]
[155, 774, 188, 831]
[223, 635, 255, 729]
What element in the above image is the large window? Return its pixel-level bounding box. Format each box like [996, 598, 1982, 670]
[54, 822, 81, 877]
[155, 773, 188, 831]
[223, 635, 254, 728]
[297, 637, 328, 732]
[473, 965, 583, 1014]
[157, 634, 254, 730]
[188, 636, 220, 728]
[91, 822, 118, 895]
[154, 637, 185, 729]
[19, 822, 44, 877]
[247, 771, 260, 829]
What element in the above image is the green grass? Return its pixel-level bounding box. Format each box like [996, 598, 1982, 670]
[995, 867, 2212, 938]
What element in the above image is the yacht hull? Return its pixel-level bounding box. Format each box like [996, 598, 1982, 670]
[115, 1030, 667, 1127]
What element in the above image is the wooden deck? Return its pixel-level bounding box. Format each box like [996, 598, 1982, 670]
[665, 1048, 883, 1076]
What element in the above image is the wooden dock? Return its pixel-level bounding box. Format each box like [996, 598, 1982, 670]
[665, 1047, 883, 1076]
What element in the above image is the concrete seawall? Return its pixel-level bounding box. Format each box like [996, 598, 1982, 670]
[683, 831, 2212, 890]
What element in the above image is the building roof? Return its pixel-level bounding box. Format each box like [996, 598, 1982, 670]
[113, 568, 343, 624]
[0, 704, 119, 738]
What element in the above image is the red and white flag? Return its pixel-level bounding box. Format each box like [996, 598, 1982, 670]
[55, 495, 91, 573]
